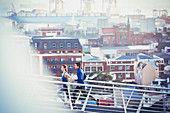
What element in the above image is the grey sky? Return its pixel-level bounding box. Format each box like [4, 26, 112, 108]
[0, 0, 170, 16]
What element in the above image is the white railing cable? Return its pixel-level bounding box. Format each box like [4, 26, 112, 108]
[28, 74, 170, 112]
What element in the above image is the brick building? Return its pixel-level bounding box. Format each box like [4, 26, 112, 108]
[82, 55, 107, 73]
[30, 36, 83, 76]
[107, 54, 164, 81]
[88, 38, 100, 47]
[38, 27, 63, 36]
[100, 20, 159, 47]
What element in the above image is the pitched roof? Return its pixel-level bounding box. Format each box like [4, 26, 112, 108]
[115, 55, 137, 60]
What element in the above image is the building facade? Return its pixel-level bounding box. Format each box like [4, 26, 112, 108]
[107, 56, 136, 81]
[82, 56, 107, 73]
[100, 23, 132, 46]
[135, 61, 159, 85]
[30, 36, 83, 77]
[107, 54, 164, 81]
[38, 27, 63, 36]
[100, 22, 159, 47]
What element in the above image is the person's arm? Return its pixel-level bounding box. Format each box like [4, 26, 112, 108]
[74, 71, 81, 82]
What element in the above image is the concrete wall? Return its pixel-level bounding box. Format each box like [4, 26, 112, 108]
[142, 62, 157, 85]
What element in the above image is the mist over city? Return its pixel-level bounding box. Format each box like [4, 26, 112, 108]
[0, 0, 170, 113]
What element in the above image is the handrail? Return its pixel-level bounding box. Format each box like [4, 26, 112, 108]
[35, 78, 170, 95]
[30, 74, 170, 113]
[32, 74, 170, 90]
[85, 80, 170, 90]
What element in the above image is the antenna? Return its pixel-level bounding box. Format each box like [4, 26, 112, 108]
[11, 3, 15, 11]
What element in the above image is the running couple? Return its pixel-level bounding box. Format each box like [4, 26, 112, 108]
[57, 62, 97, 109]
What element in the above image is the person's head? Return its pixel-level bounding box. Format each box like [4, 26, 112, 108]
[61, 65, 68, 73]
[75, 62, 81, 69]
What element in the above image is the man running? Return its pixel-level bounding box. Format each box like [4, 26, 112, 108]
[72, 62, 98, 108]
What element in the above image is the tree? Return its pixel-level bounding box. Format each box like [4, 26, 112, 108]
[88, 71, 112, 81]
[105, 54, 110, 59]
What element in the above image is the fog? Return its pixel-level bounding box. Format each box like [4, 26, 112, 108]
[0, 18, 75, 113]
[0, 0, 170, 16]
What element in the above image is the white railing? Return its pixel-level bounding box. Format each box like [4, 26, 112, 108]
[31, 75, 170, 113]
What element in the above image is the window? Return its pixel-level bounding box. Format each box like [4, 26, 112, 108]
[119, 40, 122, 44]
[44, 58, 49, 62]
[126, 65, 130, 70]
[60, 65, 62, 71]
[126, 73, 130, 78]
[85, 67, 90, 71]
[124, 39, 126, 44]
[60, 43, 63, 48]
[68, 58, 73, 61]
[98, 67, 102, 71]
[52, 51, 57, 54]
[111, 65, 115, 70]
[43, 42, 48, 49]
[60, 58, 65, 62]
[34, 42, 38, 49]
[52, 42, 56, 48]
[119, 34, 122, 39]
[76, 58, 81, 62]
[76, 51, 81, 53]
[92, 67, 96, 71]
[51, 58, 57, 62]
[68, 65, 73, 68]
[60, 51, 65, 53]
[124, 34, 126, 38]
[68, 51, 73, 53]
[52, 65, 57, 69]
[74, 43, 78, 48]
[118, 66, 123, 70]
[67, 43, 71, 48]
[118, 73, 123, 78]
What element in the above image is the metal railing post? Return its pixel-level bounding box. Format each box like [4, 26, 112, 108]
[163, 93, 166, 113]
[126, 87, 135, 108]
[137, 93, 145, 113]
[113, 84, 117, 108]
[68, 85, 73, 110]
[81, 86, 92, 111]
[121, 90, 127, 113]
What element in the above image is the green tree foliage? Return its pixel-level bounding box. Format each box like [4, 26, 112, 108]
[88, 71, 112, 81]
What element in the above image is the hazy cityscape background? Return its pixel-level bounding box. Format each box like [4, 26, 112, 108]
[0, 0, 170, 113]
[1, 0, 170, 16]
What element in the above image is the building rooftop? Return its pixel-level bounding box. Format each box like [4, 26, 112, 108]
[154, 53, 170, 61]
[128, 45, 150, 50]
[112, 53, 162, 61]
[86, 57, 105, 62]
[138, 54, 153, 59]
[32, 36, 76, 40]
[83, 54, 105, 62]
[115, 55, 137, 60]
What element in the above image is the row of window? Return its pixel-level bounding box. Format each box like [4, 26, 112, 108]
[43, 58, 81, 62]
[85, 63, 103, 65]
[119, 34, 127, 39]
[85, 67, 103, 72]
[42, 50, 81, 54]
[34, 42, 78, 49]
[44, 65, 74, 70]
[117, 73, 132, 78]
[111, 65, 131, 70]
